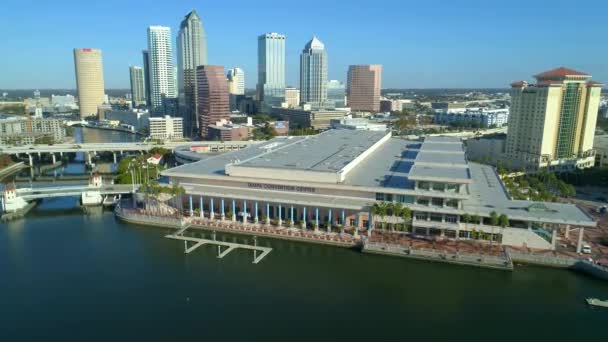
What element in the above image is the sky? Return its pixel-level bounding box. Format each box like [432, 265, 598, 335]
[1, 0, 607, 89]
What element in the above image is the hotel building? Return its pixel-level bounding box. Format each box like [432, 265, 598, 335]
[506, 67, 603, 171]
[163, 130, 595, 252]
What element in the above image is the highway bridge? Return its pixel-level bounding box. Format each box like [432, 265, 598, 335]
[1, 175, 136, 214]
[0, 140, 258, 166]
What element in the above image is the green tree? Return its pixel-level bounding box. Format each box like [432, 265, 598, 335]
[498, 214, 509, 228]
[489, 211, 499, 226]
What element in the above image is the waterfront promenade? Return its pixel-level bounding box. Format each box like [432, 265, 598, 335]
[114, 201, 608, 277]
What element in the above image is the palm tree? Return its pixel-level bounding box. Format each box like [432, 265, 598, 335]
[401, 207, 412, 232]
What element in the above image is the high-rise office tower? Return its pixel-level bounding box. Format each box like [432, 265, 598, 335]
[177, 10, 207, 137]
[142, 50, 151, 106]
[257, 33, 286, 109]
[346, 65, 382, 112]
[147, 26, 176, 114]
[299, 37, 328, 106]
[73, 48, 105, 118]
[506, 67, 602, 171]
[129, 66, 146, 107]
[196, 65, 230, 138]
[227, 68, 245, 95]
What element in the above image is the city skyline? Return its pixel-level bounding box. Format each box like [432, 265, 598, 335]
[1, 0, 607, 90]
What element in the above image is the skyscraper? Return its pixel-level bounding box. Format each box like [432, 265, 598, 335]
[129, 66, 146, 107]
[257, 33, 286, 109]
[177, 10, 207, 137]
[506, 67, 602, 171]
[142, 50, 151, 106]
[73, 48, 105, 118]
[346, 65, 382, 112]
[197, 65, 230, 138]
[147, 26, 176, 114]
[227, 68, 245, 95]
[299, 37, 328, 106]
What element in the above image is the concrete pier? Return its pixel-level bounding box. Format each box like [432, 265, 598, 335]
[166, 233, 272, 264]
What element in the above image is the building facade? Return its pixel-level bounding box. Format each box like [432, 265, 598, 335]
[142, 50, 152, 107]
[147, 26, 177, 114]
[327, 80, 346, 108]
[506, 67, 602, 171]
[73, 48, 105, 118]
[129, 66, 146, 107]
[435, 108, 509, 128]
[284, 87, 300, 108]
[257, 33, 286, 109]
[270, 107, 348, 130]
[148, 115, 183, 140]
[196, 65, 231, 139]
[227, 68, 245, 95]
[0, 116, 66, 144]
[299, 37, 328, 107]
[347, 65, 382, 112]
[177, 10, 207, 138]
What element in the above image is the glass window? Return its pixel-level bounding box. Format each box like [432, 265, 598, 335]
[433, 183, 446, 192]
[418, 181, 430, 190]
[445, 215, 458, 223]
[397, 195, 414, 203]
[430, 214, 443, 222]
[445, 199, 459, 208]
[431, 198, 444, 207]
[446, 184, 459, 193]
[376, 193, 384, 201]
[417, 198, 430, 206]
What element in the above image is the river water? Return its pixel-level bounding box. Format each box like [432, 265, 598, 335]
[1, 129, 607, 340]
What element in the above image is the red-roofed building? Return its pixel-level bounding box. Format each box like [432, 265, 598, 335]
[147, 154, 163, 165]
[534, 67, 591, 81]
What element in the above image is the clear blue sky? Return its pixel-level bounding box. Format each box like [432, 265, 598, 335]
[1, 0, 607, 89]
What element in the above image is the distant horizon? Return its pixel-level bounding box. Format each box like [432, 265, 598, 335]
[1, 0, 607, 89]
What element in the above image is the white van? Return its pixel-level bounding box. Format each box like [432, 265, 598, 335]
[582, 244, 592, 254]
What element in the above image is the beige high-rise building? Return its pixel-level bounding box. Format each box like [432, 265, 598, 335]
[506, 67, 603, 171]
[73, 48, 105, 118]
[346, 65, 382, 112]
[284, 87, 300, 108]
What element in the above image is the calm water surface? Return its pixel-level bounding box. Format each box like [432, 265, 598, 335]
[1, 197, 607, 341]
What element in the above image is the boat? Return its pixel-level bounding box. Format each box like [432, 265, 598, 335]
[586, 298, 608, 308]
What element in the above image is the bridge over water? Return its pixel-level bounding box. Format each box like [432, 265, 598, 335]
[0, 141, 257, 166]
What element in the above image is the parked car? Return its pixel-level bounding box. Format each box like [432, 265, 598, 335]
[582, 244, 592, 254]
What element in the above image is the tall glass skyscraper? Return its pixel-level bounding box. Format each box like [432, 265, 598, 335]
[257, 33, 286, 109]
[129, 66, 146, 107]
[142, 50, 151, 107]
[177, 10, 207, 137]
[147, 26, 176, 114]
[299, 37, 328, 107]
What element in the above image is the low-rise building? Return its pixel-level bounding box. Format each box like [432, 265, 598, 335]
[0, 115, 66, 144]
[103, 109, 150, 131]
[270, 107, 349, 130]
[148, 115, 183, 140]
[435, 108, 509, 128]
[162, 130, 595, 252]
[330, 117, 387, 131]
[208, 119, 252, 141]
